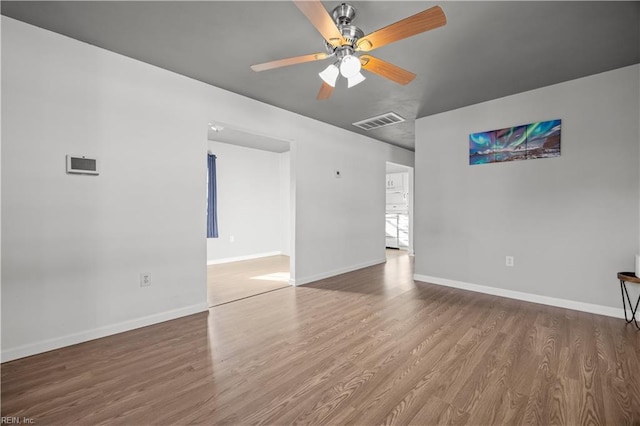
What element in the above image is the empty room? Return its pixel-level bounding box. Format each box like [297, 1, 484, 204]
[2, 1, 639, 425]
[206, 128, 292, 307]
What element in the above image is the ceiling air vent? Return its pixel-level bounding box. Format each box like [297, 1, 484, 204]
[352, 112, 406, 131]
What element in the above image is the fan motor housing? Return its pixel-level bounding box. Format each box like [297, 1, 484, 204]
[324, 3, 364, 53]
[340, 24, 364, 45]
[332, 3, 357, 24]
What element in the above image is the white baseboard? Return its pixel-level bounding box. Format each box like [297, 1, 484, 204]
[1, 302, 209, 363]
[414, 274, 625, 319]
[207, 251, 283, 265]
[293, 258, 386, 286]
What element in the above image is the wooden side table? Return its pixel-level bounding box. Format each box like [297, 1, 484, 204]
[618, 272, 640, 330]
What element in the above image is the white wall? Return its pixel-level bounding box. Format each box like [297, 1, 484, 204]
[415, 65, 640, 315]
[408, 168, 414, 255]
[293, 134, 413, 285]
[0, 16, 3, 355]
[1, 18, 414, 360]
[280, 151, 291, 256]
[1, 18, 211, 361]
[206, 141, 287, 263]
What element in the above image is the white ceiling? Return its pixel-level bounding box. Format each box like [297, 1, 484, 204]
[207, 125, 291, 153]
[3, 1, 638, 151]
[386, 163, 411, 174]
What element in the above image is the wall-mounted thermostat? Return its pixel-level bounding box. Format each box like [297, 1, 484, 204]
[66, 155, 99, 175]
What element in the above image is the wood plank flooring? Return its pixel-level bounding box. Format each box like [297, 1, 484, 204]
[207, 255, 290, 306]
[3, 251, 640, 425]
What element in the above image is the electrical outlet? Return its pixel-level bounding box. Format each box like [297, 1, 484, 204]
[140, 273, 151, 287]
[230, 235, 235, 243]
[505, 256, 514, 267]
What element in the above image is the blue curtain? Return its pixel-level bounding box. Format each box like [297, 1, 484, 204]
[207, 154, 219, 238]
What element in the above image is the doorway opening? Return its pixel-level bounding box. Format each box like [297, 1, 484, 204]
[385, 162, 413, 259]
[206, 123, 293, 307]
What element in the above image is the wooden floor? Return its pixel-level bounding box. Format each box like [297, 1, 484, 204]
[3, 251, 640, 425]
[207, 255, 290, 307]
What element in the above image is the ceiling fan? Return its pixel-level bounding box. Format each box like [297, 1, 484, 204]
[250, 1, 447, 100]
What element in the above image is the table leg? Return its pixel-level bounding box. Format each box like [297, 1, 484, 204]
[620, 280, 640, 330]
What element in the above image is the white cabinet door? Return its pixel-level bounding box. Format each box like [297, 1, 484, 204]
[386, 173, 405, 191]
[385, 174, 395, 190]
[386, 192, 405, 205]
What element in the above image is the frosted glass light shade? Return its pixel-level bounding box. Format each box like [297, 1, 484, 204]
[340, 55, 361, 78]
[319, 64, 339, 87]
[347, 72, 366, 88]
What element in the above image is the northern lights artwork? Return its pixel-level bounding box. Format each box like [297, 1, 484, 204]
[469, 119, 561, 165]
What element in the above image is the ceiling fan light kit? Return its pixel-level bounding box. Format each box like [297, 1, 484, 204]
[251, 1, 447, 100]
[347, 72, 366, 88]
[339, 54, 361, 78]
[319, 63, 340, 87]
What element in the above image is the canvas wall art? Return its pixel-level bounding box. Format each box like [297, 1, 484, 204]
[469, 119, 561, 165]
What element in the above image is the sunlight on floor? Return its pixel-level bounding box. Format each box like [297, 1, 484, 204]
[250, 272, 291, 282]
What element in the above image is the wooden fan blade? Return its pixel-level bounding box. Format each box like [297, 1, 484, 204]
[293, 0, 346, 47]
[251, 52, 328, 72]
[317, 82, 334, 100]
[359, 55, 416, 85]
[356, 6, 446, 52]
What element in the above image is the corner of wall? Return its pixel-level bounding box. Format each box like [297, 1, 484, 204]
[414, 65, 640, 310]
